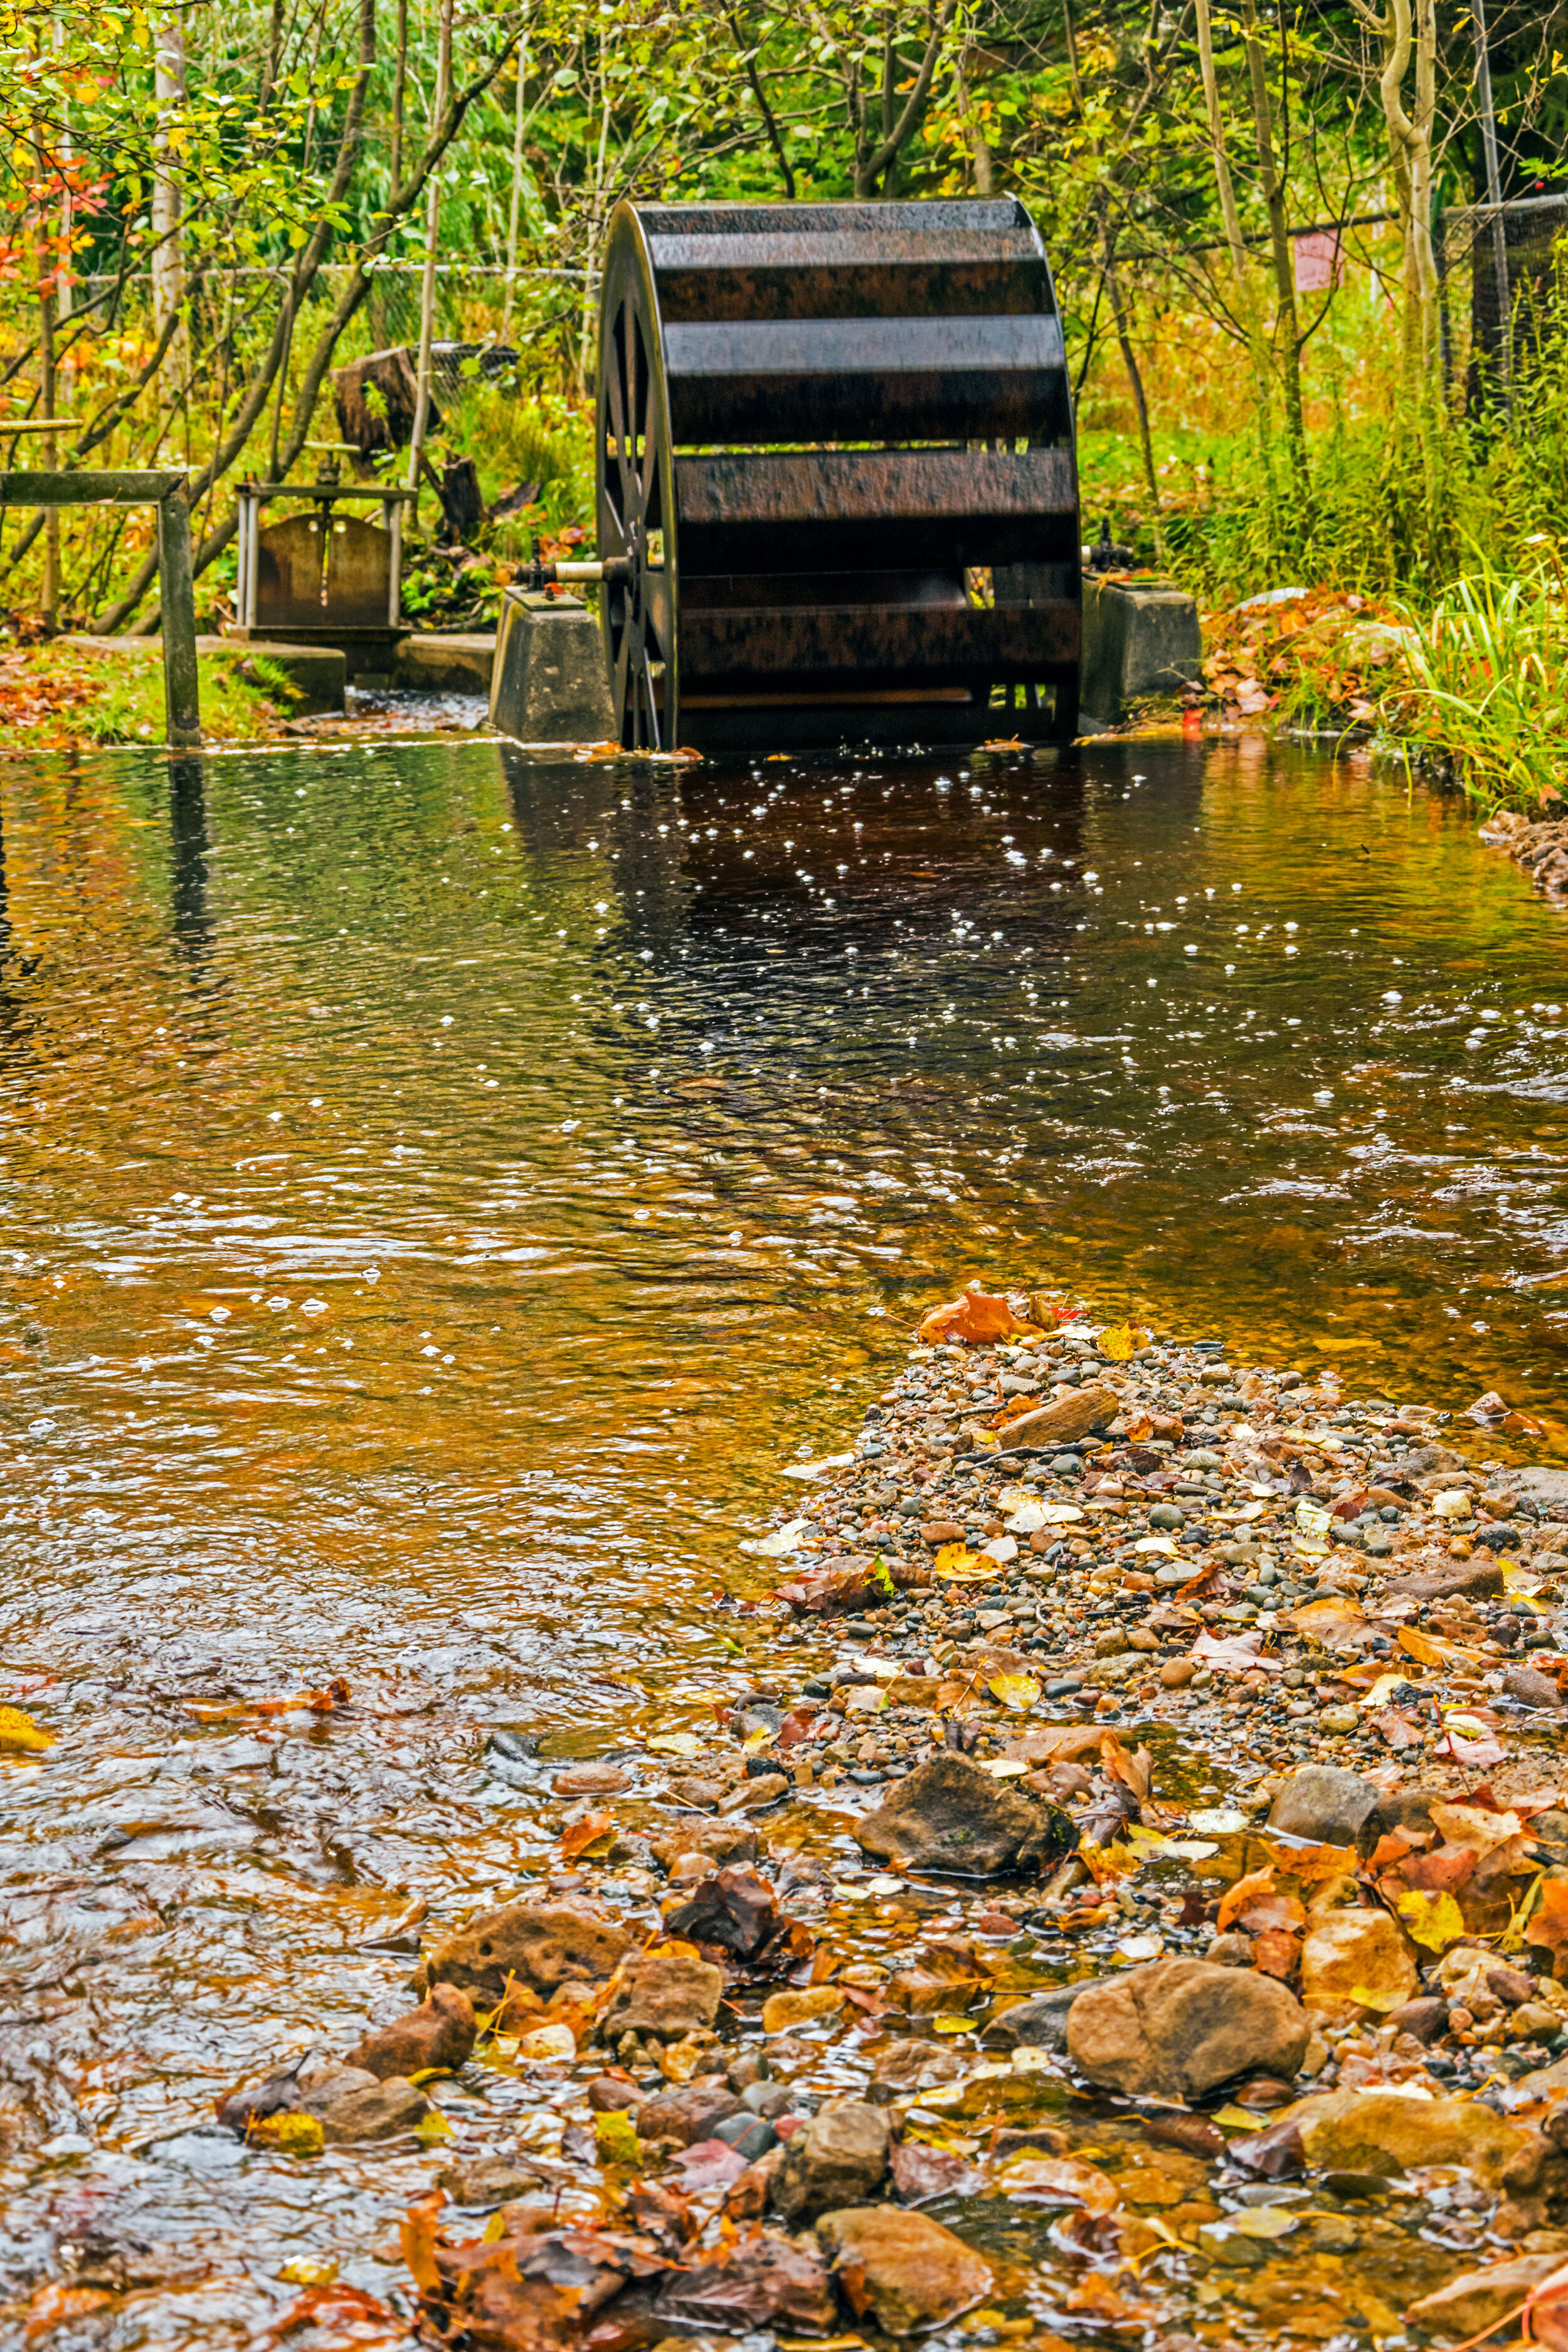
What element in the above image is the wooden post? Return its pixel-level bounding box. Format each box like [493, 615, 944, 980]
[156, 487, 202, 746]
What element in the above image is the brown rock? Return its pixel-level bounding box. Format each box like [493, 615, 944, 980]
[554, 1764, 633, 1798]
[1386, 1996, 1448, 2045]
[998, 1386, 1120, 1451]
[771, 2102, 891, 2225]
[1159, 1659, 1197, 1688]
[345, 1984, 475, 2081]
[635, 2079, 744, 2147]
[420, 1902, 633, 2003]
[1407, 2254, 1565, 2340]
[1290, 2089, 1528, 2187]
[648, 1820, 759, 1871]
[440, 2151, 550, 2207]
[1066, 1959, 1310, 2102]
[293, 2062, 431, 2143]
[815, 2207, 993, 2337]
[721, 1772, 790, 1813]
[856, 1752, 1078, 1878]
[921, 1520, 967, 1546]
[867, 2040, 966, 2105]
[585, 2074, 644, 2113]
[1385, 1558, 1505, 1604]
[600, 1949, 723, 2042]
[1504, 1663, 1564, 1711]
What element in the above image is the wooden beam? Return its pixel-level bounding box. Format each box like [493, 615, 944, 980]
[0, 469, 186, 506]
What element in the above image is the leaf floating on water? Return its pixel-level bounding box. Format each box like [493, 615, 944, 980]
[645, 1732, 702, 1758]
[411, 2109, 453, 2145]
[512, 2021, 577, 2063]
[559, 1808, 616, 1862]
[987, 1673, 1041, 1713]
[0, 1705, 52, 1753]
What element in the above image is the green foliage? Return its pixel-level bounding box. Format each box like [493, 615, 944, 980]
[1385, 555, 1568, 812]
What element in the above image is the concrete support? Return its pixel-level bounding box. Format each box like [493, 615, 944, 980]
[1080, 576, 1202, 728]
[489, 590, 616, 743]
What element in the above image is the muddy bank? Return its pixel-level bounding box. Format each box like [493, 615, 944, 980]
[18, 1287, 1568, 2346]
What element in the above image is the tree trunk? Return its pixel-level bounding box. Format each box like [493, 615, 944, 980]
[1237, 0, 1310, 524]
[151, 10, 191, 398]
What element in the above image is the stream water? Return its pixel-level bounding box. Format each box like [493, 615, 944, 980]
[1, 731, 1565, 2337]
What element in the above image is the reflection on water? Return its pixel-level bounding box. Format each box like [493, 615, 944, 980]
[0, 731, 1564, 2311]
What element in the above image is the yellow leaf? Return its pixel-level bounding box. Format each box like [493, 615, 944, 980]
[0, 1705, 51, 1753]
[248, 2111, 324, 2158]
[932, 2014, 977, 2035]
[988, 1673, 1042, 1712]
[645, 1732, 701, 1757]
[1210, 2104, 1273, 2130]
[411, 2109, 452, 2145]
[935, 1547, 1002, 1582]
[1394, 1887, 1467, 1952]
[1133, 1535, 1179, 1556]
[279, 2259, 337, 2285]
[595, 2109, 642, 2165]
[1098, 1322, 1147, 1361]
[975, 1757, 1030, 1777]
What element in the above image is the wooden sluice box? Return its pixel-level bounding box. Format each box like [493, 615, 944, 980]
[228, 470, 418, 680]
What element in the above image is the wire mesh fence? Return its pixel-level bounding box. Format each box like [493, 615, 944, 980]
[1437, 193, 1568, 408]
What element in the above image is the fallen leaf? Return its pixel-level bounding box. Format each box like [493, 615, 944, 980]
[1193, 1629, 1281, 1675]
[1098, 1322, 1148, 1362]
[988, 1673, 1041, 1712]
[400, 2193, 444, 2297]
[0, 1705, 52, 1754]
[918, 1290, 1026, 1346]
[561, 1808, 615, 1862]
[1394, 1887, 1468, 1951]
[646, 1733, 702, 1758]
[1400, 1625, 1484, 1671]
[1527, 1877, 1568, 1966]
[1218, 1867, 1276, 1932]
[1263, 1840, 1358, 1882]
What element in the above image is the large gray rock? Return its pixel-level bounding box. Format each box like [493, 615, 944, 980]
[856, 1753, 1077, 1878]
[771, 2102, 891, 2225]
[1266, 1766, 1380, 1848]
[815, 2207, 993, 2336]
[418, 1901, 633, 2003]
[1066, 1959, 1311, 2102]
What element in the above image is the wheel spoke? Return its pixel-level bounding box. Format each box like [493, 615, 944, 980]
[643, 572, 672, 660]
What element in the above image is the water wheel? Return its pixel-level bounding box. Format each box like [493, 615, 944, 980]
[593, 197, 1082, 760]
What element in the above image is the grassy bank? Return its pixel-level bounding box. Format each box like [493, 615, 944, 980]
[0, 640, 309, 752]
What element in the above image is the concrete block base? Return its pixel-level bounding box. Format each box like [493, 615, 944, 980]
[393, 632, 496, 695]
[489, 591, 616, 743]
[1080, 577, 1201, 727]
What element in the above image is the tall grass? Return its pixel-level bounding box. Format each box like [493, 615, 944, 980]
[1385, 554, 1568, 810]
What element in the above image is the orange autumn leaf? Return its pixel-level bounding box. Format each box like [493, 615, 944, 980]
[1398, 1846, 1477, 1894]
[1263, 1840, 1359, 1883]
[917, 1289, 1027, 1346]
[1528, 1878, 1568, 1966]
[559, 1807, 615, 1862]
[400, 2192, 443, 2297]
[1217, 1865, 1276, 1933]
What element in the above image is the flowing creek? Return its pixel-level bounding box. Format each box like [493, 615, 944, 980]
[1, 731, 1565, 2341]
